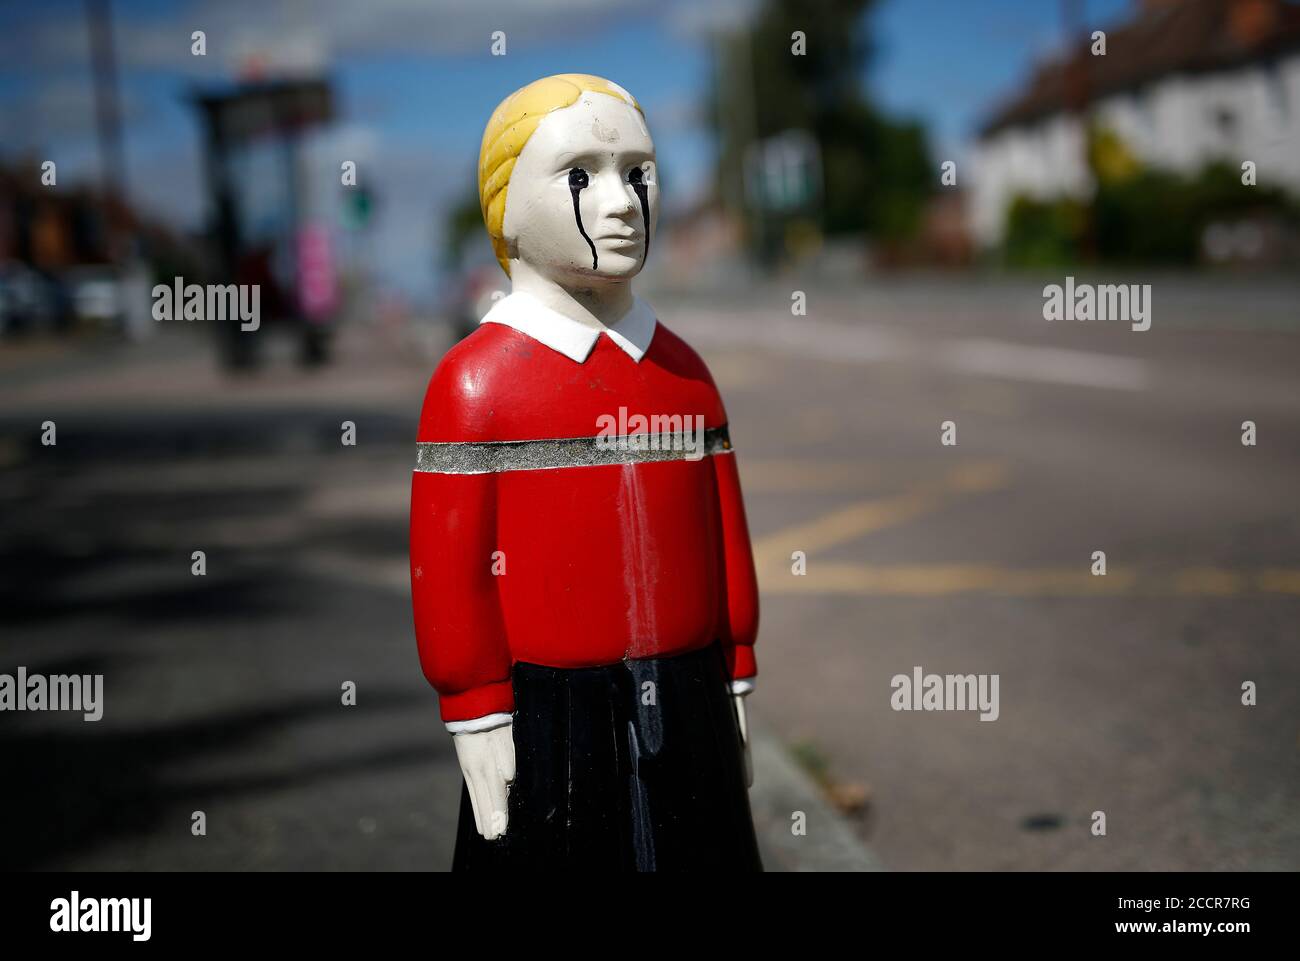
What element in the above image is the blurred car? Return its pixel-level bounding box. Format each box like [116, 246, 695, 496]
[0, 261, 62, 336]
[63, 265, 123, 331]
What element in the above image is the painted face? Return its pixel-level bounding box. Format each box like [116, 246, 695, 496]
[502, 92, 658, 283]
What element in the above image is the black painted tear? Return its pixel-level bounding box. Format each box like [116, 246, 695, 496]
[569, 168, 597, 270]
[629, 166, 650, 264]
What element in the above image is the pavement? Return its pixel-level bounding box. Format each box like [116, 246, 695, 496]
[2, 271, 1297, 870]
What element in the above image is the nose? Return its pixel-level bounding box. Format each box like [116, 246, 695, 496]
[593, 170, 637, 219]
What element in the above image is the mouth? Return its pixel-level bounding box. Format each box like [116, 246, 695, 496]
[596, 234, 642, 245]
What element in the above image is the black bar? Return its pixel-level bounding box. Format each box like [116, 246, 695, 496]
[0, 872, 1287, 947]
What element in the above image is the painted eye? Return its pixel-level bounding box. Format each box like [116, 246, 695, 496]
[627, 166, 644, 185]
[568, 168, 589, 189]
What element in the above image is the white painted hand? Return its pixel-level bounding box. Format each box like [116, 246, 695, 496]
[733, 693, 753, 789]
[452, 723, 516, 840]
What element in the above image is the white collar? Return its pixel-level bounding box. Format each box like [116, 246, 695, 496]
[480, 290, 657, 364]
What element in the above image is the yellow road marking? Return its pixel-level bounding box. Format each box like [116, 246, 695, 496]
[752, 490, 941, 570]
[761, 563, 1139, 594]
[759, 563, 1300, 596]
[748, 460, 1299, 597]
[1256, 569, 1300, 594]
[751, 460, 1009, 570]
[1171, 568, 1245, 596]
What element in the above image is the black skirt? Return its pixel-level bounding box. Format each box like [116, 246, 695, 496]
[452, 642, 763, 872]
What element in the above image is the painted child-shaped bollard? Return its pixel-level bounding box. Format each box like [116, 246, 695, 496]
[410, 74, 762, 871]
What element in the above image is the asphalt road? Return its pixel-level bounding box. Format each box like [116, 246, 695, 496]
[1, 272, 1296, 870]
[665, 272, 1300, 870]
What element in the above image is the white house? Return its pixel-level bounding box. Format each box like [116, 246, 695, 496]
[970, 0, 1300, 248]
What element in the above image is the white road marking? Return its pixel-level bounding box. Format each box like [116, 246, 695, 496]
[937, 338, 1149, 391]
[672, 309, 1149, 391]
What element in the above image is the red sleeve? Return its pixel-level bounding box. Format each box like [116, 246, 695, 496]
[715, 449, 760, 681]
[409, 346, 514, 723]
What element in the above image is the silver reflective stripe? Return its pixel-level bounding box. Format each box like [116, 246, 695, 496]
[415, 426, 732, 474]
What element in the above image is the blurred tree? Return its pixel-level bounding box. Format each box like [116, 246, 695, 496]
[709, 0, 932, 257]
[1003, 195, 1088, 268]
[1003, 155, 1300, 267]
[443, 187, 487, 271]
[1094, 162, 1299, 264]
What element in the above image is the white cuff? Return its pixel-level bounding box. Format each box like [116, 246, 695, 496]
[445, 712, 513, 735]
[730, 678, 756, 696]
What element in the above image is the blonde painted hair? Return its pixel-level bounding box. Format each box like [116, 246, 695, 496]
[478, 73, 643, 276]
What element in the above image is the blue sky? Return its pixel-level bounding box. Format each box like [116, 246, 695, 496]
[869, 0, 1132, 158]
[0, 0, 1138, 298]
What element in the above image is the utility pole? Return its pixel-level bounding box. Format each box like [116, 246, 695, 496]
[87, 0, 128, 259]
[1063, 0, 1096, 261]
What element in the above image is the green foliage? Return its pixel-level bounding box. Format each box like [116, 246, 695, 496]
[1003, 196, 1088, 268]
[1003, 160, 1300, 266]
[860, 116, 931, 239]
[1093, 167, 1202, 263]
[710, 0, 933, 245]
